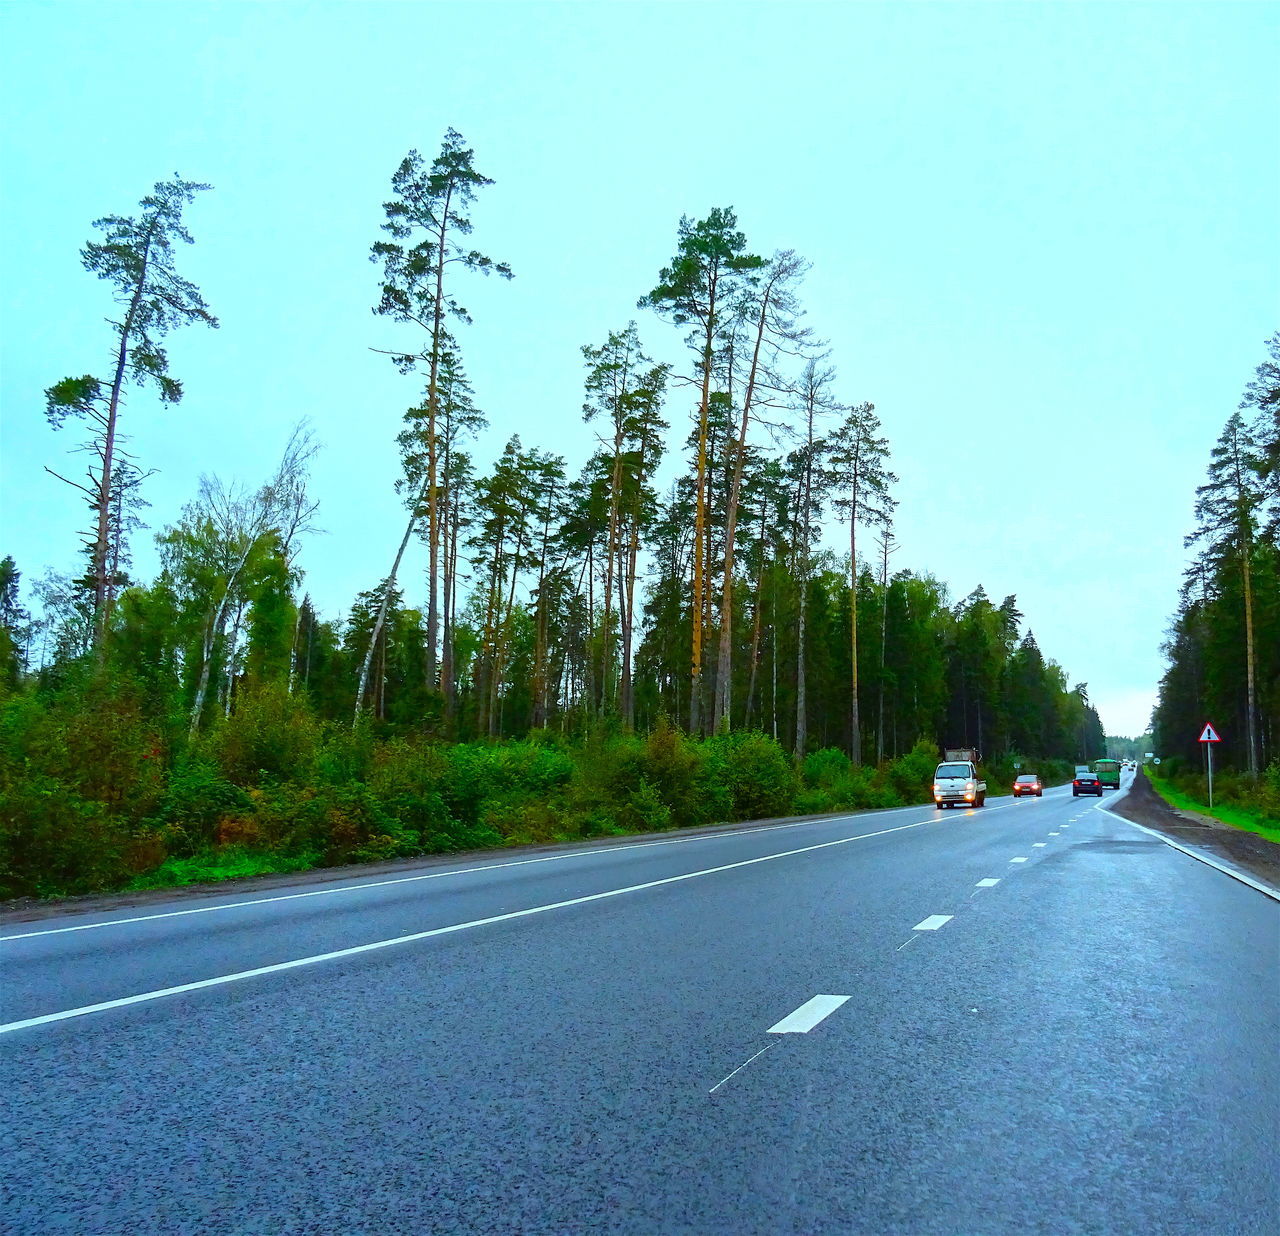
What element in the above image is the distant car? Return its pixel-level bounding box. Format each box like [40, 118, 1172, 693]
[1013, 774, 1042, 797]
[1074, 765, 1091, 776]
[1072, 772, 1104, 797]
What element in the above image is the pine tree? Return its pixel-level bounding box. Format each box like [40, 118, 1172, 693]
[45, 176, 218, 644]
[369, 129, 511, 702]
[829, 401, 896, 763]
[1185, 412, 1266, 775]
[640, 208, 764, 733]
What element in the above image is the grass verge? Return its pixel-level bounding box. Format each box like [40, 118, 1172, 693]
[1145, 773, 1280, 845]
[125, 848, 322, 891]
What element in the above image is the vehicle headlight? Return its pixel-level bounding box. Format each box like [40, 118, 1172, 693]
[965, 781, 975, 790]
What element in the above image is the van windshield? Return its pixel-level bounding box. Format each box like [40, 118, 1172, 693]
[936, 763, 971, 778]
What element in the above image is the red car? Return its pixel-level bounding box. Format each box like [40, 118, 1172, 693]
[1013, 774, 1042, 797]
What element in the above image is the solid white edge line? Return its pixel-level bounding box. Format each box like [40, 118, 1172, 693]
[4, 791, 1048, 943]
[911, 914, 953, 931]
[0, 809, 916, 942]
[766, 994, 851, 1034]
[0, 822, 929, 1034]
[1096, 801, 1280, 903]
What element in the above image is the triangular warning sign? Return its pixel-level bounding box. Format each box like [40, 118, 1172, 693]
[1198, 723, 1221, 743]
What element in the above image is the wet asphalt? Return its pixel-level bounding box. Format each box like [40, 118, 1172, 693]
[2, 775, 1277, 1234]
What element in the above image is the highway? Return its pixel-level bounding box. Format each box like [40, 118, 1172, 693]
[2, 772, 1277, 1234]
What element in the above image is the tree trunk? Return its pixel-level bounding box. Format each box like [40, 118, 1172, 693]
[744, 503, 770, 726]
[191, 535, 261, 737]
[440, 429, 454, 720]
[354, 486, 425, 722]
[93, 221, 158, 646]
[689, 289, 718, 735]
[877, 544, 889, 763]
[714, 278, 776, 732]
[1241, 526, 1259, 776]
[850, 508, 861, 765]
[423, 185, 455, 690]
[489, 521, 527, 737]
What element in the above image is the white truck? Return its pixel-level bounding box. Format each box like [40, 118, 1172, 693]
[933, 748, 986, 808]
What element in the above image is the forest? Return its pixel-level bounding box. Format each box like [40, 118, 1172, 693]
[1152, 332, 1280, 823]
[2, 131, 1113, 898]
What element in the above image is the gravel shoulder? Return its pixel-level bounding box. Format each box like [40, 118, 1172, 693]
[1107, 770, 1280, 894]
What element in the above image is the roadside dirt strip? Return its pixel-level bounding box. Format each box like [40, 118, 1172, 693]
[1106, 770, 1280, 895]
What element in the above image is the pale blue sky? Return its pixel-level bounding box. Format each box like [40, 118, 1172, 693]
[2, 1, 1277, 738]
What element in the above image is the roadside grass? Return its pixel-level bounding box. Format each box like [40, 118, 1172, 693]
[1145, 773, 1280, 845]
[125, 847, 321, 891]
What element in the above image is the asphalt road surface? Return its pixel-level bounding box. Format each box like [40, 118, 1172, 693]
[3, 772, 1277, 1234]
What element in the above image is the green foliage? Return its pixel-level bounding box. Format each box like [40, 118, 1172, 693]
[126, 847, 318, 891]
[204, 682, 319, 785]
[883, 738, 941, 802]
[0, 773, 130, 898]
[705, 730, 798, 821]
[148, 761, 251, 856]
[1150, 762, 1280, 835]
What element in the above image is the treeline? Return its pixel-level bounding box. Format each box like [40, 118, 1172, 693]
[1153, 332, 1280, 819]
[1, 130, 1107, 896]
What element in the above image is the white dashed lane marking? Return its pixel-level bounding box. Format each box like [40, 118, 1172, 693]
[767, 994, 851, 1034]
[912, 915, 954, 931]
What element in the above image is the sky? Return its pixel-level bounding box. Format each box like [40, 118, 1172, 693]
[1, 0, 1276, 740]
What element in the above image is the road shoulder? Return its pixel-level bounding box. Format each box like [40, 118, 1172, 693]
[1105, 771, 1280, 896]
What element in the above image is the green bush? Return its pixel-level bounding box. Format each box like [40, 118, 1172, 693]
[707, 731, 798, 821]
[147, 761, 252, 856]
[206, 683, 319, 785]
[803, 747, 852, 789]
[638, 716, 711, 826]
[0, 774, 130, 898]
[480, 790, 564, 845]
[884, 739, 940, 804]
[440, 741, 575, 829]
[616, 777, 672, 833]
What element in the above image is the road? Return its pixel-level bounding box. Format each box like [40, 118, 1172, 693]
[2, 773, 1277, 1234]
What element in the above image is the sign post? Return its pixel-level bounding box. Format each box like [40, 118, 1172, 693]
[1198, 723, 1221, 807]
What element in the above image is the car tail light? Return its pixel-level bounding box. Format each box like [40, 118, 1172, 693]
[1073, 779, 1080, 786]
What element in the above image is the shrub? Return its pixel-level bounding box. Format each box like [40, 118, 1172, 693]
[0, 774, 130, 898]
[440, 741, 575, 830]
[480, 790, 563, 845]
[148, 762, 253, 856]
[206, 683, 319, 785]
[884, 739, 940, 803]
[638, 716, 710, 826]
[803, 747, 852, 789]
[368, 739, 454, 838]
[707, 731, 798, 821]
[616, 777, 672, 833]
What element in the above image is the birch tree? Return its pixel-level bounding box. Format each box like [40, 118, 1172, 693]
[173, 430, 319, 736]
[45, 176, 218, 645]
